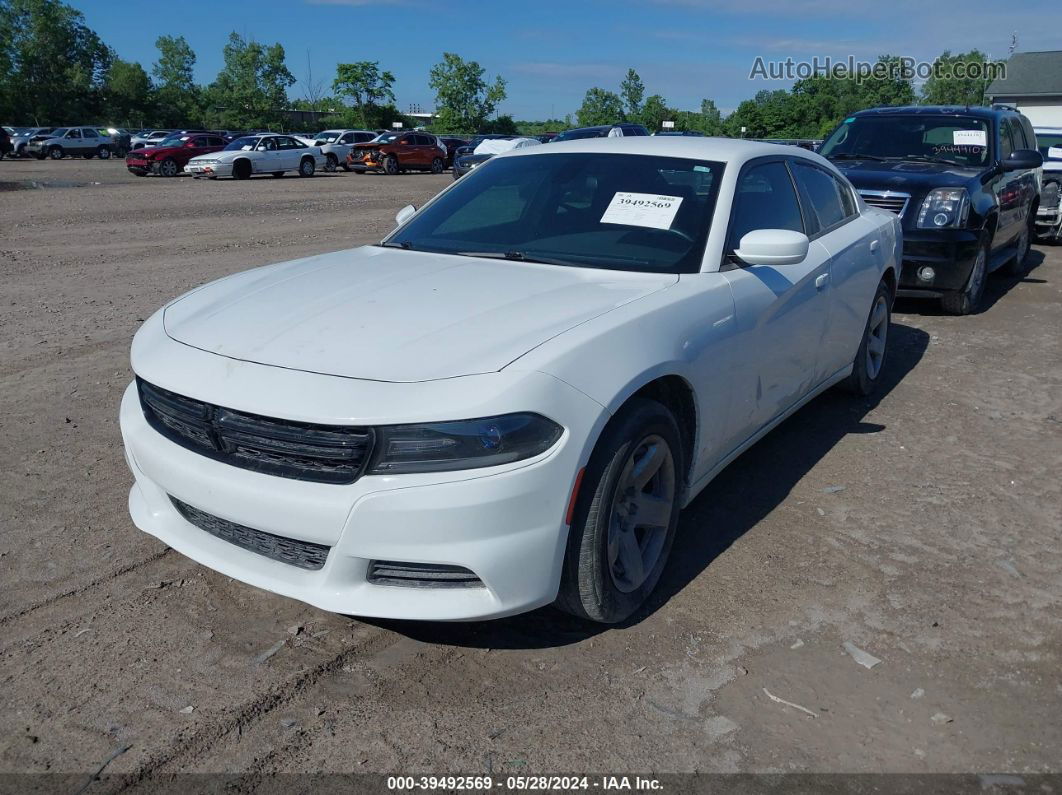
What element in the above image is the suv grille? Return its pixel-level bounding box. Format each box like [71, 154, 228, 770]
[858, 190, 910, 217]
[137, 378, 373, 484]
[170, 496, 330, 570]
[368, 561, 484, 588]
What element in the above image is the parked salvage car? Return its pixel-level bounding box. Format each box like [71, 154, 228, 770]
[452, 136, 540, 180]
[24, 126, 114, 159]
[820, 105, 1042, 314]
[184, 134, 326, 180]
[1033, 126, 1062, 242]
[126, 133, 228, 177]
[348, 131, 448, 175]
[438, 136, 471, 167]
[311, 129, 378, 171]
[121, 137, 899, 623]
[8, 127, 53, 157]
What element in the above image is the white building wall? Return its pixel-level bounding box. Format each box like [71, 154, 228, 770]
[992, 96, 1062, 127]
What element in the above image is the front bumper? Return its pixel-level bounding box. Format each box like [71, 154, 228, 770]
[896, 228, 982, 297]
[118, 329, 607, 620]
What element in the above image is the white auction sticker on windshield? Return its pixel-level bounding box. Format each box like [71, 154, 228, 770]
[600, 192, 683, 230]
[953, 130, 986, 147]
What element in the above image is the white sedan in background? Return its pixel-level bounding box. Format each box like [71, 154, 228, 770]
[185, 134, 326, 180]
[122, 138, 900, 623]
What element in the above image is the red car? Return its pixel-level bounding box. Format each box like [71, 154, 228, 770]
[126, 133, 228, 177]
[347, 132, 448, 175]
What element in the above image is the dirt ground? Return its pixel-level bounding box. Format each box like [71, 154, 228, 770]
[1, 158, 1060, 785]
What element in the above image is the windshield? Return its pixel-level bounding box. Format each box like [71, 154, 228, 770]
[314, 131, 342, 143]
[373, 133, 401, 144]
[555, 128, 608, 142]
[224, 136, 260, 151]
[49, 128, 69, 137]
[1036, 133, 1062, 160]
[384, 152, 723, 273]
[820, 115, 991, 167]
[157, 136, 188, 147]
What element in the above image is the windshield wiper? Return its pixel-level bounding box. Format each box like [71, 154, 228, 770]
[455, 250, 592, 268]
[900, 155, 964, 166]
[829, 153, 890, 162]
[378, 240, 413, 250]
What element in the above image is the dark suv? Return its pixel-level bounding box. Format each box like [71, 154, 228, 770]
[553, 123, 650, 142]
[819, 106, 1042, 314]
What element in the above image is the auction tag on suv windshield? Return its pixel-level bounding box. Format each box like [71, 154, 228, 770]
[600, 192, 683, 230]
[953, 130, 987, 147]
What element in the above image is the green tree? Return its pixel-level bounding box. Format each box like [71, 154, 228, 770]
[204, 32, 295, 129]
[429, 52, 507, 132]
[576, 87, 624, 127]
[921, 50, 995, 107]
[638, 94, 674, 132]
[692, 98, 724, 136]
[333, 61, 395, 128]
[105, 58, 152, 125]
[0, 0, 112, 123]
[153, 35, 199, 125]
[620, 68, 644, 119]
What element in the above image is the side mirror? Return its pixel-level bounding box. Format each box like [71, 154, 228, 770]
[1048, 146, 1062, 161]
[395, 204, 416, 226]
[1003, 148, 1043, 172]
[734, 229, 810, 266]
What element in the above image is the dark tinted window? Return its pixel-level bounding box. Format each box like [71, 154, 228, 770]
[83, 128, 98, 138]
[1011, 119, 1028, 149]
[727, 161, 804, 250]
[354, 132, 375, 143]
[791, 162, 847, 231]
[999, 121, 1015, 159]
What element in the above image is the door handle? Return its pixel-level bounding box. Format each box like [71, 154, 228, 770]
[870, 240, 880, 253]
[815, 273, 830, 290]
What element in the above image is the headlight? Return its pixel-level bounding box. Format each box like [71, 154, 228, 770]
[916, 188, 970, 229]
[368, 413, 563, 474]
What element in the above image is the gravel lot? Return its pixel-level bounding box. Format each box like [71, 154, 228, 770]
[1, 158, 1060, 784]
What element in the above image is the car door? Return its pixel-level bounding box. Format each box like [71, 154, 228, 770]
[337, 132, 355, 159]
[789, 159, 881, 382]
[719, 158, 832, 447]
[183, 136, 209, 165]
[254, 137, 281, 171]
[64, 127, 83, 153]
[81, 127, 100, 154]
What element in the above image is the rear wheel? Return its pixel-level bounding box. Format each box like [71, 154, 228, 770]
[430, 157, 444, 174]
[158, 157, 179, 177]
[556, 398, 683, 624]
[232, 159, 251, 180]
[841, 279, 891, 396]
[299, 157, 315, 177]
[942, 240, 988, 315]
[1005, 217, 1032, 276]
[383, 154, 400, 175]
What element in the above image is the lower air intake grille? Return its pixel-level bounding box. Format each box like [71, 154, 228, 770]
[368, 560, 483, 588]
[170, 496, 330, 571]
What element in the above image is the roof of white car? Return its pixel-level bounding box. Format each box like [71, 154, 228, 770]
[501, 135, 826, 166]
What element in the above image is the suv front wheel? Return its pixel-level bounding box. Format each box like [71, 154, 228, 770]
[942, 240, 988, 315]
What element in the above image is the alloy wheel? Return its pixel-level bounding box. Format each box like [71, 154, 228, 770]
[865, 295, 888, 379]
[606, 434, 676, 593]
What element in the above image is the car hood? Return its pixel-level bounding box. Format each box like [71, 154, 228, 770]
[163, 246, 676, 382]
[832, 158, 983, 191]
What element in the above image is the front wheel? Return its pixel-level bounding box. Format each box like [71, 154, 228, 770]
[841, 278, 891, 396]
[324, 153, 338, 172]
[232, 159, 251, 180]
[48, 146, 63, 160]
[942, 240, 988, 315]
[158, 158, 179, 177]
[430, 157, 444, 174]
[556, 398, 683, 624]
[383, 154, 399, 176]
[299, 157, 315, 177]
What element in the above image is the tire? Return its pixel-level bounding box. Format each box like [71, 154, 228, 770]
[942, 239, 989, 315]
[430, 157, 444, 174]
[556, 398, 683, 624]
[272, 171, 284, 178]
[1004, 216, 1032, 276]
[383, 154, 399, 176]
[299, 157, 315, 177]
[97, 146, 111, 160]
[48, 146, 63, 160]
[841, 279, 891, 396]
[232, 159, 251, 180]
[324, 153, 338, 173]
[158, 158, 179, 177]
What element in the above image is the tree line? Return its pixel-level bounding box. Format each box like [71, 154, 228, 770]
[1, 0, 1002, 137]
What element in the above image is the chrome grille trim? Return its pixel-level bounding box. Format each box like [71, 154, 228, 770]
[858, 189, 911, 218]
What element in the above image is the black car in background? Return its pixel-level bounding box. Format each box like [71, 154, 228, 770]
[552, 123, 650, 141]
[820, 105, 1042, 314]
[437, 136, 470, 167]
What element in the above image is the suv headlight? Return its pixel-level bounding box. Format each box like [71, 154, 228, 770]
[368, 413, 563, 474]
[916, 188, 970, 229]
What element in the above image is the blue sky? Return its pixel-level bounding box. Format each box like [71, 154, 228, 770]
[70, 0, 1056, 119]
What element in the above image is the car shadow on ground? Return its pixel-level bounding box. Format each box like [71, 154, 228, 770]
[362, 321, 930, 650]
[895, 247, 1047, 317]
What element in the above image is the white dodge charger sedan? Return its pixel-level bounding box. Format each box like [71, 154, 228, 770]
[185, 133, 326, 180]
[121, 137, 900, 623]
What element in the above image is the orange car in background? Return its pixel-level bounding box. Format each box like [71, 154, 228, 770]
[347, 131, 448, 175]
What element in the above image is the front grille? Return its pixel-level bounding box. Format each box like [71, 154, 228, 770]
[170, 496, 329, 570]
[137, 378, 373, 484]
[859, 190, 911, 218]
[368, 561, 484, 589]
